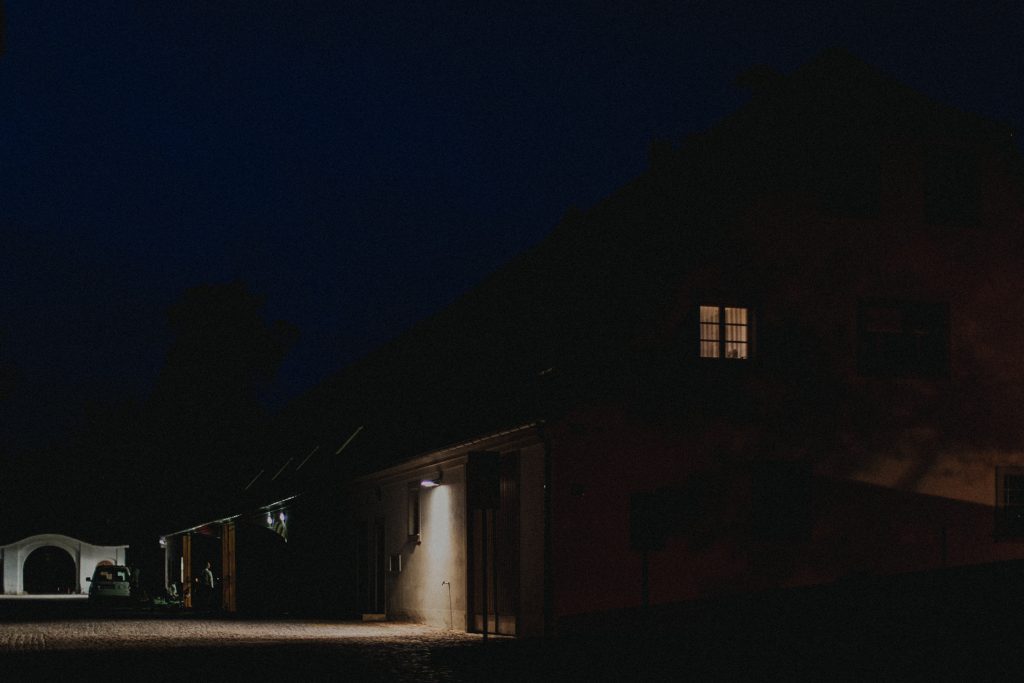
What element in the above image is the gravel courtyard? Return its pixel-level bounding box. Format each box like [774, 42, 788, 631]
[0, 616, 546, 681]
[0, 618, 479, 653]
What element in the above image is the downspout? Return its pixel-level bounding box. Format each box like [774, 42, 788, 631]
[538, 421, 554, 637]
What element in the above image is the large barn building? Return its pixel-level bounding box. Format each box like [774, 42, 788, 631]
[164, 48, 1024, 635]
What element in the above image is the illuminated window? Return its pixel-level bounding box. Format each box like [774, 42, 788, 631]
[699, 305, 751, 359]
[857, 300, 948, 378]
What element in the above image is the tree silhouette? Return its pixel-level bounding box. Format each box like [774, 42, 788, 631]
[152, 280, 297, 418]
[139, 280, 298, 527]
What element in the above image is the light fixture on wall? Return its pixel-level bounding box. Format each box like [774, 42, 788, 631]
[420, 469, 443, 488]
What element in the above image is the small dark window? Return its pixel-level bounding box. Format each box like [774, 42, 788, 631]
[407, 484, 420, 538]
[925, 147, 979, 226]
[996, 468, 1024, 540]
[857, 300, 949, 378]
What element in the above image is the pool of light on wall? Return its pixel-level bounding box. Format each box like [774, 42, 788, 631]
[424, 485, 454, 556]
[423, 483, 458, 596]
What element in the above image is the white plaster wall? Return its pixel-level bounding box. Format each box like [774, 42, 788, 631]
[0, 534, 127, 594]
[2, 548, 16, 595]
[353, 426, 544, 634]
[79, 544, 127, 591]
[385, 463, 468, 631]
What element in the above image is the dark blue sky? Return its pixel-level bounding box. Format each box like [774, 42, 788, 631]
[2, 2, 1023, 452]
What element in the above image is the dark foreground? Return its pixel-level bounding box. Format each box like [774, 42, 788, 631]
[4, 563, 1024, 681]
[0, 615, 1017, 682]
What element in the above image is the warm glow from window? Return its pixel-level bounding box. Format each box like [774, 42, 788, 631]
[700, 305, 749, 359]
[699, 305, 720, 358]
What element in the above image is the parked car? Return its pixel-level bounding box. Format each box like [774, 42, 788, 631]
[86, 565, 132, 605]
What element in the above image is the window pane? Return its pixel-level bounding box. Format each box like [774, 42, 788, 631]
[1006, 475, 1024, 489]
[725, 342, 748, 359]
[724, 307, 747, 325]
[700, 341, 719, 358]
[724, 325, 747, 342]
[700, 305, 752, 360]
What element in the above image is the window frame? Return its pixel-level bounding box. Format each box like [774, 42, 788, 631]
[996, 467, 1024, 540]
[699, 304, 755, 360]
[407, 483, 420, 539]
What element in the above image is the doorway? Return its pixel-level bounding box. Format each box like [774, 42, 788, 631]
[469, 452, 519, 635]
[357, 517, 387, 615]
[23, 546, 77, 594]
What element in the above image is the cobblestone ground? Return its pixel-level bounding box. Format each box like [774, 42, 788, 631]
[0, 608, 989, 682]
[0, 608, 749, 682]
[0, 617, 478, 652]
[0, 616, 542, 681]
[6, 591, 1011, 680]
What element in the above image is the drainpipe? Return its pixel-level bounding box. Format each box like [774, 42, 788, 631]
[482, 510, 489, 642]
[539, 422, 554, 637]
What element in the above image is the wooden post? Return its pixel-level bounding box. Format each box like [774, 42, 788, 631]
[182, 534, 192, 609]
[221, 522, 237, 612]
[481, 509, 488, 642]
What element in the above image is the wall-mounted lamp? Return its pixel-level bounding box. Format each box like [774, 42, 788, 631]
[420, 469, 443, 488]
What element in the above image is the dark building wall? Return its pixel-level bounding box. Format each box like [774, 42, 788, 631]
[542, 56, 1024, 618]
[548, 403, 1024, 619]
[253, 50, 1024, 626]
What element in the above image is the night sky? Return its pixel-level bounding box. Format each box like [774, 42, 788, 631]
[2, 2, 1023, 457]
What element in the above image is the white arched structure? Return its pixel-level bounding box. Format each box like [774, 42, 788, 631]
[0, 534, 128, 595]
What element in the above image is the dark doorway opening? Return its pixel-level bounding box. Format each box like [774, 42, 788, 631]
[235, 522, 289, 616]
[188, 529, 222, 613]
[469, 452, 520, 636]
[355, 517, 387, 616]
[23, 546, 77, 594]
